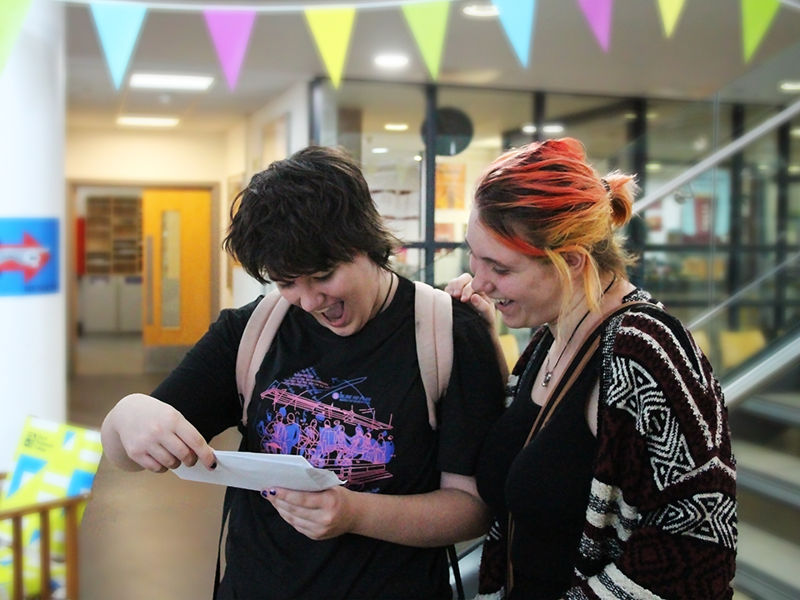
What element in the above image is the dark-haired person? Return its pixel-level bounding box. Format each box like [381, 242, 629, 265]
[101, 146, 505, 599]
[446, 138, 737, 599]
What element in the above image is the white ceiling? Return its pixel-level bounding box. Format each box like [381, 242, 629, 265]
[65, 0, 800, 133]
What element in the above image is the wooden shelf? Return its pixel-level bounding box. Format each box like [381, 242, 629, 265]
[84, 197, 142, 275]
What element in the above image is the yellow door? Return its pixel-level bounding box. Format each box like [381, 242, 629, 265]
[142, 189, 211, 346]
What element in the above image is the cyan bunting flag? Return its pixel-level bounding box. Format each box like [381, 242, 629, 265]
[577, 0, 613, 52]
[90, 2, 147, 89]
[742, 0, 781, 62]
[305, 8, 356, 88]
[402, 1, 450, 80]
[204, 10, 256, 90]
[495, 0, 536, 68]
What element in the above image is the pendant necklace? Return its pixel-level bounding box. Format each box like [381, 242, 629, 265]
[542, 276, 616, 387]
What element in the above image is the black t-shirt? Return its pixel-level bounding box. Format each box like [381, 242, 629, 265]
[152, 276, 505, 599]
[475, 331, 599, 600]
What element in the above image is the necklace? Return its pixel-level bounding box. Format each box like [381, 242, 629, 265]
[541, 275, 617, 387]
[376, 271, 396, 315]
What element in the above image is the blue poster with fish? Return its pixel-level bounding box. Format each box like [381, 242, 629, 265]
[0, 218, 59, 296]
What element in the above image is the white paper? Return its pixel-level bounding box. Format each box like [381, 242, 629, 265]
[173, 450, 345, 492]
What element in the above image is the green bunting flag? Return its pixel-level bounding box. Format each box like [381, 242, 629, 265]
[402, 1, 450, 80]
[0, 0, 32, 78]
[742, 0, 781, 62]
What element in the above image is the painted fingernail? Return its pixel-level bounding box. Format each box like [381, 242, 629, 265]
[261, 490, 269, 499]
[210, 461, 217, 470]
[269, 489, 277, 496]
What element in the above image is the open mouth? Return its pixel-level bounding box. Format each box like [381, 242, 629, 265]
[493, 298, 513, 308]
[320, 301, 345, 325]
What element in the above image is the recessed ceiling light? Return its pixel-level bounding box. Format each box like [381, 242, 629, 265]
[646, 163, 662, 171]
[413, 155, 423, 162]
[372, 147, 389, 154]
[780, 80, 800, 92]
[117, 116, 179, 127]
[791, 127, 800, 137]
[130, 73, 214, 91]
[625, 112, 658, 119]
[542, 124, 564, 134]
[374, 54, 409, 69]
[522, 124, 537, 134]
[385, 123, 409, 131]
[463, 5, 499, 18]
[789, 165, 800, 174]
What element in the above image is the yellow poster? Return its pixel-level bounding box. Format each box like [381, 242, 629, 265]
[435, 163, 466, 209]
[0, 417, 102, 598]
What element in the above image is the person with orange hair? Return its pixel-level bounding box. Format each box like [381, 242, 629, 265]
[446, 138, 737, 599]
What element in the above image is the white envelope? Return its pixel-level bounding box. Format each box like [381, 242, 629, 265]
[173, 450, 345, 492]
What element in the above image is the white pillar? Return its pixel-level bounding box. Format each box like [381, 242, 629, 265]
[0, 0, 65, 472]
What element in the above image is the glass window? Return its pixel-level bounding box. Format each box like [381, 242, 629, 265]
[314, 80, 427, 244]
[434, 87, 534, 243]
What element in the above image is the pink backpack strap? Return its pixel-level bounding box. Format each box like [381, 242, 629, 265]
[414, 281, 454, 430]
[235, 289, 291, 425]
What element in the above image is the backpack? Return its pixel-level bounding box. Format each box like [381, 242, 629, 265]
[235, 280, 454, 430]
[221, 280, 466, 600]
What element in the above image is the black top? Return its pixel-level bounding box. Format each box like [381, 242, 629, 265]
[152, 276, 505, 599]
[476, 329, 600, 600]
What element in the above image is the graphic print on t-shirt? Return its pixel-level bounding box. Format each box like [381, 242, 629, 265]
[254, 367, 395, 491]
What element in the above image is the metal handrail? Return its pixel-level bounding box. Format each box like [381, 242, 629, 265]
[723, 331, 800, 408]
[632, 96, 800, 215]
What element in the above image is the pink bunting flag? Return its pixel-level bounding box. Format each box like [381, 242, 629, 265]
[203, 10, 256, 90]
[577, 0, 613, 52]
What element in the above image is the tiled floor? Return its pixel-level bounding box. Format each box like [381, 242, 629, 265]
[71, 334, 756, 600]
[71, 335, 237, 600]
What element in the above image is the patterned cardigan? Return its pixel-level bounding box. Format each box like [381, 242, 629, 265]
[493, 292, 737, 600]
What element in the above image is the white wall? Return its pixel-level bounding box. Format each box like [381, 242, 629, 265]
[66, 129, 227, 184]
[228, 81, 311, 308]
[0, 0, 65, 472]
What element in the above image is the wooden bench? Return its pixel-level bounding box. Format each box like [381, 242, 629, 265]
[0, 472, 91, 600]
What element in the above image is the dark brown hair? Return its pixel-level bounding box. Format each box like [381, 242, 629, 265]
[223, 146, 400, 284]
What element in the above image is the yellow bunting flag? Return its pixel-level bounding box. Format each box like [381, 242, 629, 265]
[305, 8, 356, 88]
[742, 0, 781, 62]
[0, 0, 32, 78]
[657, 0, 686, 38]
[402, 1, 450, 80]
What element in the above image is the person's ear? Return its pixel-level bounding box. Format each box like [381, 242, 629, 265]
[562, 250, 587, 275]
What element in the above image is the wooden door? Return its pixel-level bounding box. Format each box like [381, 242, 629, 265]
[142, 189, 211, 346]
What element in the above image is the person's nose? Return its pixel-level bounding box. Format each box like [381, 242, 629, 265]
[296, 282, 324, 313]
[469, 257, 493, 295]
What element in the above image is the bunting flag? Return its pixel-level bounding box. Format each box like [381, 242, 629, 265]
[90, 2, 147, 89]
[495, 0, 536, 68]
[742, 0, 781, 62]
[402, 1, 450, 80]
[577, 0, 613, 52]
[204, 10, 256, 90]
[657, 0, 686, 37]
[0, 0, 32, 78]
[305, 8, 356, 88]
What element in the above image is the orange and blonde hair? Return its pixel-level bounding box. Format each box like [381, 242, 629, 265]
[474, 137, 638, 326]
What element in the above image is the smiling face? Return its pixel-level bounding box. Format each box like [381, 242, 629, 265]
[466, 210, 563, 330]
[273, 253, 387, 337]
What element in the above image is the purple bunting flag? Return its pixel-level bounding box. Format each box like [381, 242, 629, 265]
[577, 0, 613, 52]
[203, 10, 256, 90]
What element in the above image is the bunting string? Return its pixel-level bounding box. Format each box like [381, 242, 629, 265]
[2, 0, 793, 86]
